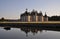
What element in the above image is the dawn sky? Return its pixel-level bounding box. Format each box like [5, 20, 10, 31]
[0, 0, 60, 19]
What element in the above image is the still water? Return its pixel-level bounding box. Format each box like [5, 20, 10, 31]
[0, 26, 60, 39]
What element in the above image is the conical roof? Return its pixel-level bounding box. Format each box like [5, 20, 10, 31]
[38, 11, 43, 16]
[44, 12, 48, 17]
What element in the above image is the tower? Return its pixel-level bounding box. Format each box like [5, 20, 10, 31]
[44, 12, 48, 21]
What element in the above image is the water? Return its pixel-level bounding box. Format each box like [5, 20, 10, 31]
[0, 26, 60, 39]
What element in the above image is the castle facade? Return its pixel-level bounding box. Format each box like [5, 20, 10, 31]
[20, 9, 48, 22]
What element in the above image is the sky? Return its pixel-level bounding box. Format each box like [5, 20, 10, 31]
[0, 0, 60, 19]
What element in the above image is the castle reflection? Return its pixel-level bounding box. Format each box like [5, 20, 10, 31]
[0, 25, 60, 37]
[20, 27, 43, 37]
[1, 26, 44, 37]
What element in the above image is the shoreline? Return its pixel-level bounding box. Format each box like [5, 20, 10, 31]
[0, 21, 60, 23]
[0, 21, 60, 27]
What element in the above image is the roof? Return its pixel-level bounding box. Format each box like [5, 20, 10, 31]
[31, 10, 38, 15]
[38, 11, 43, 16]
[20, 10, 45, 16]
[21, 9, 30, 16]
[21, 11, 30, 16]
[44, 12, 48, 17]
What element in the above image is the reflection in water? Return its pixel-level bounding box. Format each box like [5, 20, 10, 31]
[2, 25, 60, 36]
[1, 25, 60, 39]
[4, 27, 11, 31]
[20, 27, 43, 37]
[2, 26, 44, 37]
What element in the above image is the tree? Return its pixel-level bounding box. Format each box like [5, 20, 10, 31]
[1, 17, 4, 21]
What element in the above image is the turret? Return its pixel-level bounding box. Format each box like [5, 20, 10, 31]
[44, 12, 48, 21]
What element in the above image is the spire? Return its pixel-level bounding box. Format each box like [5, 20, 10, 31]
[44, 12, 47, 17]
[26, 8, 28, 11]
[25, 8, 28, 13]
[25, 8, 28, 12]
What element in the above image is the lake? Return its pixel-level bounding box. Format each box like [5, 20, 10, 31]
[0, 26, 60, 39]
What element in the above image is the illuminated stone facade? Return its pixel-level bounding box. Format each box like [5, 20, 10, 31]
[20, 9, 48, 22]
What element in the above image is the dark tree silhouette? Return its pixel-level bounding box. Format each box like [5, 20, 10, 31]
[48, 16, 60, 21]
[0, 17, 5, 21]
[1, 17, 4, 20]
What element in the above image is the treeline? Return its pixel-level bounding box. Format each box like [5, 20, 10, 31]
[48, 16, 60, 21]
[0, 17, 20, 22]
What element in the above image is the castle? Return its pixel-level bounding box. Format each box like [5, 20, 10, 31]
[20, 9, 48, 22]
